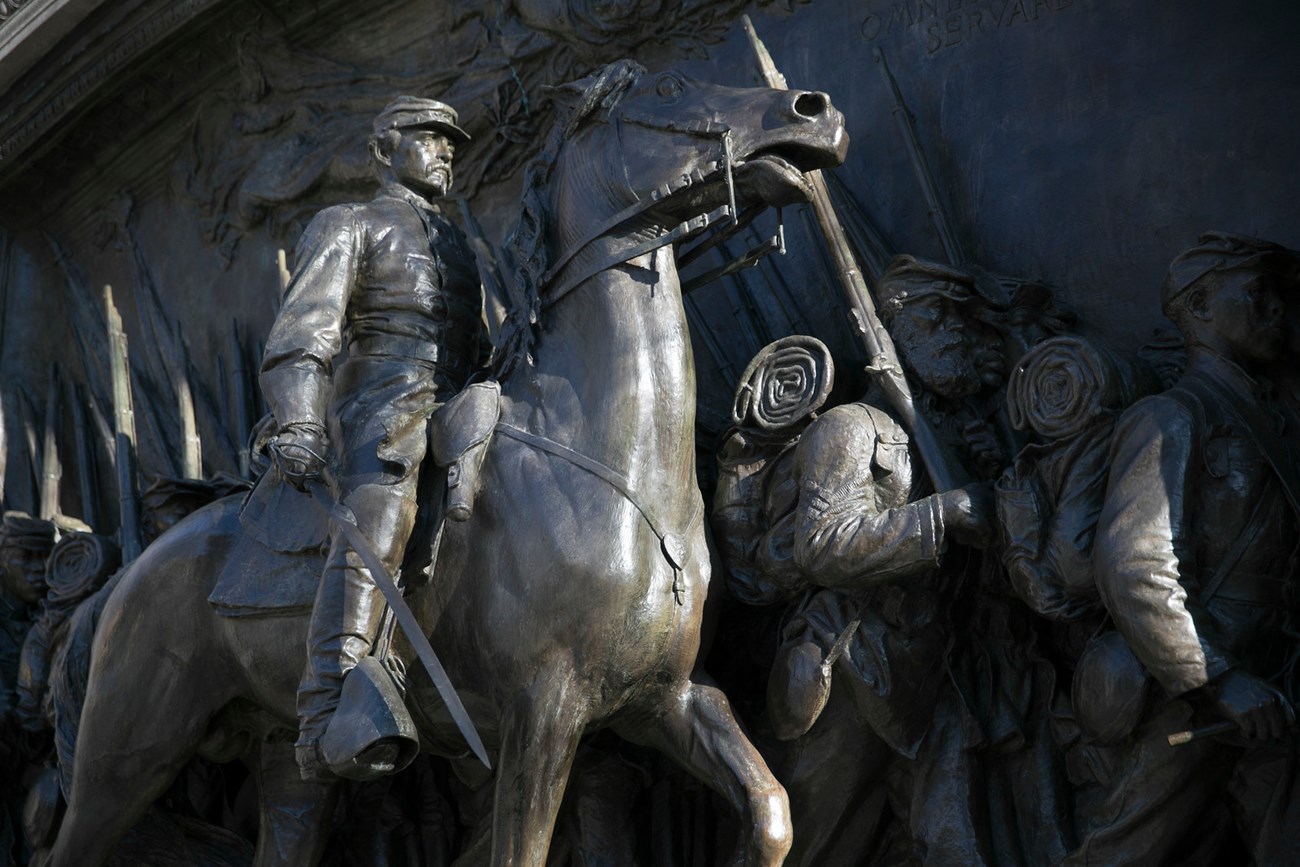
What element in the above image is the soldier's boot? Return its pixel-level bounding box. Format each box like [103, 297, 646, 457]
[446, 437, 489, 522]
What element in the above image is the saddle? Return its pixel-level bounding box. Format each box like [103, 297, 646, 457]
[208, 381, 501, 618]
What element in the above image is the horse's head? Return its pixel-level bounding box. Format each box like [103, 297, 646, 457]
[503, 60, 847, 361]
[555, 60, 846, 219]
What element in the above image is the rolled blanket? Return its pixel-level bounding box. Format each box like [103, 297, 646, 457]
[45, 533, 121, 609]
[1006, 335, 1143, 441]
[731, 335, 835, 432]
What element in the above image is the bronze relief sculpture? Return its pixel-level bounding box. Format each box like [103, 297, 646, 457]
[0, 7, 1296, 862]
[38, 62, 848, 866]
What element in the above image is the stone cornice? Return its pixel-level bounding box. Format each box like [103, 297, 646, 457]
[0, 0, 110, 94]
[0, 0, 222, 171]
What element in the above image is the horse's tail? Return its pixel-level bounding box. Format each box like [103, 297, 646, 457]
[51, 571, 123, 797]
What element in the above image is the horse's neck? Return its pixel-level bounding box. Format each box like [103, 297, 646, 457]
[507, 248, 698, 510]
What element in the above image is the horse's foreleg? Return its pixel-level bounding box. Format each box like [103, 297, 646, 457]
[618, 676, 792, 867]
[489, 673, 586, 867]
[250, 740, 339, 867]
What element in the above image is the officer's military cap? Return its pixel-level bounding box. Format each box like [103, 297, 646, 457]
[373, 96, 470, 144]
[1162, 231, 1300, 313]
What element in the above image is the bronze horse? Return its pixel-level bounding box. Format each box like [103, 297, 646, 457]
[43, 60, 847, 866]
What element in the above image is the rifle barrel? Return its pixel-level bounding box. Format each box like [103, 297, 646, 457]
[105, 285, 142, 560]
[873, 48, 962, 265]
[741, 16, 962, 491]
[40, 363, 62, 520]
[230, 321, 252, 479]
[68, 379, 100, 529]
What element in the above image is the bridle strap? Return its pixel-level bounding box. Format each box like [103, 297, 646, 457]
[539, 113, 738, 311]
[543, 204, 732, 311]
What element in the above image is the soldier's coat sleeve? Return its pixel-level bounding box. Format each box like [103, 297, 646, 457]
[259, 205, 362, 430]
[792, 405, 945, 589]
[1094, 395, 1233, 696]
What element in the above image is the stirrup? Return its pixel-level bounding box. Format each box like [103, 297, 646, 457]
[319, 656, 420, 780]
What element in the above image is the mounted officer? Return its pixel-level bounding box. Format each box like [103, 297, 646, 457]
[259, 96, 484, 781]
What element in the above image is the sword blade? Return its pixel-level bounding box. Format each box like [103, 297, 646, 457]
[305, 480, 492, 770]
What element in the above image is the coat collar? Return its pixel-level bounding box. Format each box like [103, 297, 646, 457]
[376, 183, 442, 215]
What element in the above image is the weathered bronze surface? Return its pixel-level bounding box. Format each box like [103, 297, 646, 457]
[2, 1, 1299, 865]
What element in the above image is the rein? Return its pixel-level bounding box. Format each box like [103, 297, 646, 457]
[496, 421, 703, 604]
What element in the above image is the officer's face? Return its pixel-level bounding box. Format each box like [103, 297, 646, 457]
[1203, 270, 1287, 366]
[391, 130, 455, 198]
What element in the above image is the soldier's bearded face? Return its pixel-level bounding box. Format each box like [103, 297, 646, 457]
[391, 130, 455, 197]
[890, 294, 989, 399]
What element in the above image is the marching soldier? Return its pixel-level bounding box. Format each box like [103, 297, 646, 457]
[1069, 232, 1300, 864]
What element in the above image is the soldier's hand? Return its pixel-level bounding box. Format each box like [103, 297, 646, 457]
[1208, 669, 1296, 742]
[941, 483, 996, 549]
[271, 423, 327, 491]
[962, 420, 1006, 480]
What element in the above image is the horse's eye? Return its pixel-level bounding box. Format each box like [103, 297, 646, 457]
[656, 74, 684, 101]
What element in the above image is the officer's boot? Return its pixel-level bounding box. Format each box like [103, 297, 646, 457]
[318, 609, 418, 781]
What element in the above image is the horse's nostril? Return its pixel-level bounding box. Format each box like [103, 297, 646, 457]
[794, 92, 827, 118]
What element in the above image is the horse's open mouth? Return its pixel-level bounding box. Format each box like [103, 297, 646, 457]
[732, 151, 816, 207]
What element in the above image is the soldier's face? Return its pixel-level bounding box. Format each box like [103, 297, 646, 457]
[391, 130, 455, 197]
[891, 288, 999, 399]
[1203, 270, 1287, 365]
[0, 549, 47, 605]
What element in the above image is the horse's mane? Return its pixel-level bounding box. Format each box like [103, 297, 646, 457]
[494, 59, 647, 377]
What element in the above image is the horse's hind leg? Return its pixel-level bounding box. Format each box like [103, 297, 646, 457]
[489, 670, 587, 867]
[617, 676, 792, 867]
[250, 739, 339, 866]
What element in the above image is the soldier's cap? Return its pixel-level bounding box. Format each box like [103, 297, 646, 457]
[1162, 231, 1300, 313]
[877, 254, 1002, 317]
[0, 511, 58, 553]
[373, 96, 470, 143]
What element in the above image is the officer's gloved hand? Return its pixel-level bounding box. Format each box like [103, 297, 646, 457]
[272, 423, 327, 491]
